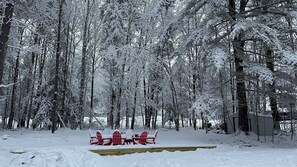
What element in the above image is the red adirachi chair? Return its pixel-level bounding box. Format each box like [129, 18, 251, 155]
[112, 130, 126, 145]
[132, 131, 148, 145]
[90, 131, 111, 145]
[89, 130, 97, 145]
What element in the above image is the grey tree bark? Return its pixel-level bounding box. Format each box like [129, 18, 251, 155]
[52, 0, 64, 133]
[229, 0, 249, 132]
[0, 2, 14, 94]
[7, 28, 24, 129]
[79, 0, 91, 129]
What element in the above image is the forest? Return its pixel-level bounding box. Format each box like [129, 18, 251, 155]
[1, 0, 297, 134]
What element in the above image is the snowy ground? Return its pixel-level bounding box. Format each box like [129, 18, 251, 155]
[1, 128, 297, 167]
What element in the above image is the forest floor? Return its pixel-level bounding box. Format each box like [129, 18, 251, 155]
[1, 127, 297, 167]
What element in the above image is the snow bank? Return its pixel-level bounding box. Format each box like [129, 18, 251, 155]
[6, 148, 113, 167]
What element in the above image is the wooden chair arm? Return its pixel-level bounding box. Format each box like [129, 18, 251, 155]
[102, 138, 112, 145]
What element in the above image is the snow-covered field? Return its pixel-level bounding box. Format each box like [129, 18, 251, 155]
[1, 128, 297, 167]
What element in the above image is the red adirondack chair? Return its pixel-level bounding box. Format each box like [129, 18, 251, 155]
[147, 130, 158, 144]
[112, 130, 126, 145]
[89, 129, 97, 145]
[90, 131, 111, 145]
[132, 131, 148, 145]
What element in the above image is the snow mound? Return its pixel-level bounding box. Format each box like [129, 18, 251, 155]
[9, 148, 113, 167]
[1, 134, 9, 140]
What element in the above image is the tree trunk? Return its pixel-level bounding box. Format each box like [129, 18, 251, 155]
[79, 0, 91, 129]
[169, 76, 179, 131]
[260, 0, 281, 132]
[229, 0, 249, 132]
[219, 71, 228, 133]
[192, 74, 197, 130]
[201, 112, 204, 129]
[265, 49, 280, 130]
[7, 55, 19, 129]
[115, 59, 126, 129]
[2, 92, 9, 129]
[7, 27, 24, 129]
[153, 99, 158, 129]
[32, 39, 47, 129]
[110, 88, 115, 129]
[61, 24, 70, 128]
[0, 2, 14, 94]
[234, 36, 249, 132]
[125, 101, 129, 129]
[52, 0, 64, 133]
[90, 47, 96, 124]
[143, 77, 150, 128]
[0, 5, 3, 16]
[161, 93, 165, 128]
[131, 81, 138, 129]
[26, 34, 39, 129]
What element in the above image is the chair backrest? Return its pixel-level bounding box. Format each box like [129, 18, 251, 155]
[154, 130, 159, 138]
[139, 131, 148, 145]
[96, 131, 104, 145]
[112, 131, 122, 145]
[89, 129, 93, 137]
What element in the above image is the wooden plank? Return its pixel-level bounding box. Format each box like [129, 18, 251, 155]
[89, 146, 216, 156]
[10, 151, 25, 154]
[10, 146, 216, 156]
